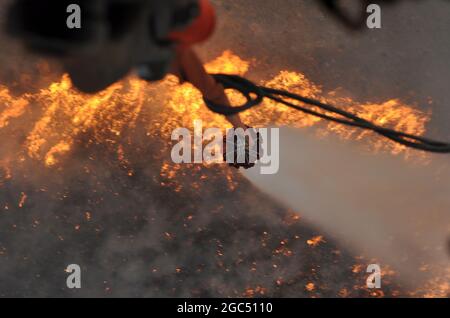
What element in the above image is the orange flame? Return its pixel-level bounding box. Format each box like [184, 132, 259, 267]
[0, 51, 444, 297]
[0, 50, 431, 170]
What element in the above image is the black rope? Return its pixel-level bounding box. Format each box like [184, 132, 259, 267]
[204, 73, 450, 154]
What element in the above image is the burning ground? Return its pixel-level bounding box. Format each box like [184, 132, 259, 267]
[0, 0, 449, 297]
[0, 50, 447, 297]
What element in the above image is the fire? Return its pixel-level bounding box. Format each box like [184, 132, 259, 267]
[22, 74, 148, 166]
[307, 235, 325, 247]
[0, 50, 430, 171]
[305, 282, 316, 292]
[243, 286, 267, 297]
[0, 50, 444, 297]
[18, 191, 27, 208]
[0, 89, 29, 129]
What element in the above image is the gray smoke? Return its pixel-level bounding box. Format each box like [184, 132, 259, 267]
[243, 127, 450, 290]
[1, 0, 450, 297]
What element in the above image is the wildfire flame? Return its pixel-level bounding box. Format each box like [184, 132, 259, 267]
[0, 50, 446, 297]
[0, 50, 431, 169]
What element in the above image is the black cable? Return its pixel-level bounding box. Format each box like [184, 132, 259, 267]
[204, 73, 450, 154]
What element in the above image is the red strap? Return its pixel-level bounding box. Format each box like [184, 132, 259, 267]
[169, 0, 216, 47]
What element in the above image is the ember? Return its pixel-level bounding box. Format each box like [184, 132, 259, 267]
[0, 50, 446, 298]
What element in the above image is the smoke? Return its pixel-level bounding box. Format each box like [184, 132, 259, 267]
[243, 127, 450, 290]
[1, 0, 449, 298]
[0, 130, 374, 297]
[0, 73, 376, 297]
